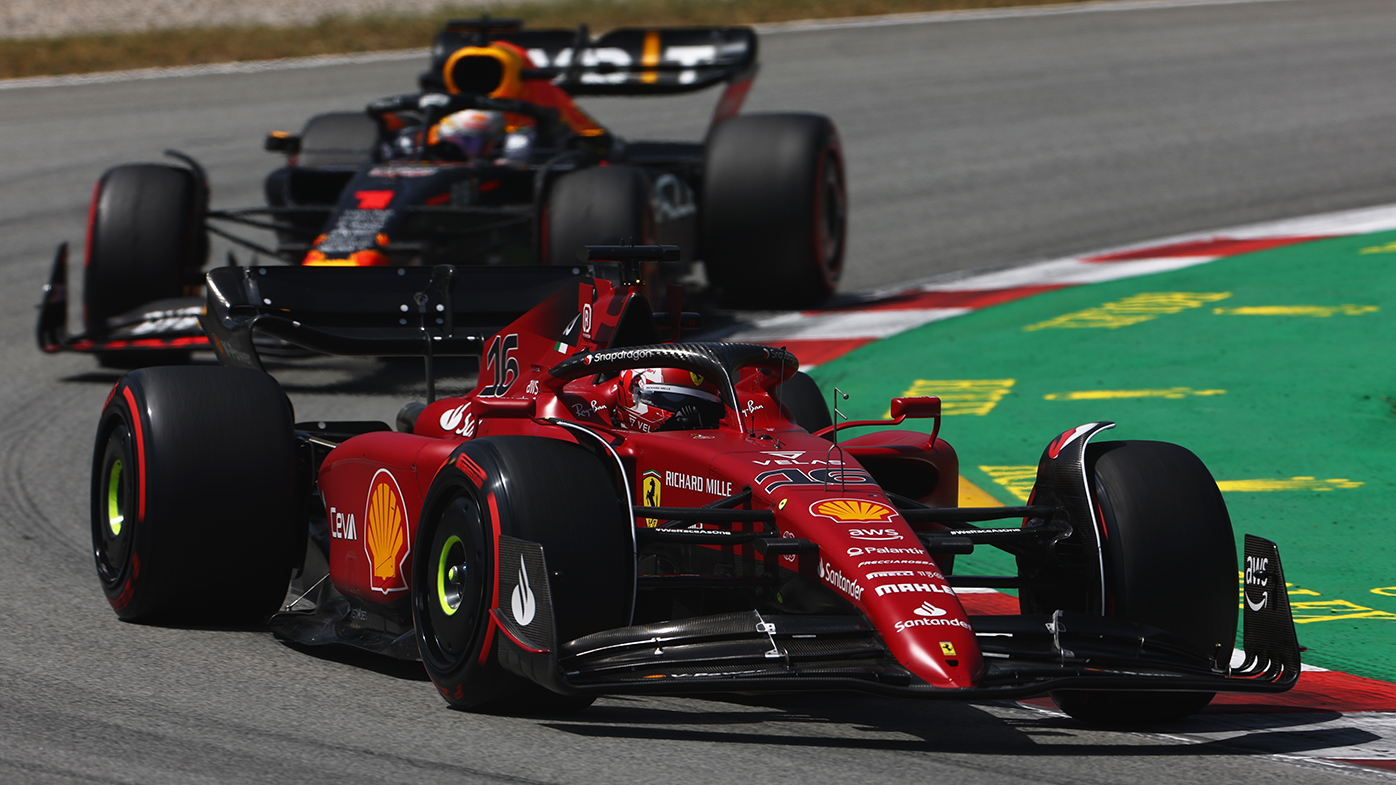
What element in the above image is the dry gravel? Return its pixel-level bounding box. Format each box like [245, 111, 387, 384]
[1, 0, 497, 39]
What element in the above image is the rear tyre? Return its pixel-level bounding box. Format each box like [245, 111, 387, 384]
[775, 371, 832, 433]
[413, 436, 633, 714]
[702, 113, 846, 309]
[1020, 440, 1236, 725]
[92, 366, 298, 623]
[83, 164, 206, 344]
[544, 165, 652, 267]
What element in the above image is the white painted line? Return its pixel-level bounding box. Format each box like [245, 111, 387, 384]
[898, 201, 1396, 295]
[0, 48, 427, 91]
[917, 255, 1220, 291]
[726, 307, 969, 341]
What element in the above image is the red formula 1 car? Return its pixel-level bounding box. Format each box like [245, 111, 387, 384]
[90, 247, 1299, 723]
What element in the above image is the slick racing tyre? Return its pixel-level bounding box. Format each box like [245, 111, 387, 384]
[775, 371, 832, 433]
[92, 366, 299, 623]
[543, 165, 653, 267]
[1020, 440, 1237, 725]
[702, 113, 846, 309]
[412, 436, 633, 714]
[83, 164, 207, 363]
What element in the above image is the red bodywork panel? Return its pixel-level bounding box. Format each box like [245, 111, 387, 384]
[316, 273, 982, 688]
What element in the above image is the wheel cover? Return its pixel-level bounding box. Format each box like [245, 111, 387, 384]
[106, 459, 124, 537]
[436, 535, 467, 616]
[418, 495, 487, 670]
[93, 425, 134, 587]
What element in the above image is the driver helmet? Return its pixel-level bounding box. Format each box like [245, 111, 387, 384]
[614, 368, 724, 432]
[431, 109, 505, 160]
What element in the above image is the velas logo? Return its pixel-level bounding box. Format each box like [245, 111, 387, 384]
[810, 499, 897, 523]
[365, 469, 410, 594]
[511, 555, 536, 626]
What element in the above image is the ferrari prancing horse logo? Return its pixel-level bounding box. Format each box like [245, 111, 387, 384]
[642, 471, 661, 527]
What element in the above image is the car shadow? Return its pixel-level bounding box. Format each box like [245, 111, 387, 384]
[537, 692, 1374, 758]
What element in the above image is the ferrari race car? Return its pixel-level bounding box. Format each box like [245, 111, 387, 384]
[40, 19, 846, 367]
[90, 247, 1299, 723]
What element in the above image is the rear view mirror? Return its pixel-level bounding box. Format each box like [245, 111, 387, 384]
[890, 396, 940, 419]
[265, 131, 302, 155]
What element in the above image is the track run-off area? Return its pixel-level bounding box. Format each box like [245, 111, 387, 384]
[4, 0, 1396, 783]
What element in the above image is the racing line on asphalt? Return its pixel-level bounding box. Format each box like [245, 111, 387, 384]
[721, 202, 1396, 775]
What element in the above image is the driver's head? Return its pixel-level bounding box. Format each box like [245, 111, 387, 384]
[430, 109, 505, 160]
[614, 368, 724, 432]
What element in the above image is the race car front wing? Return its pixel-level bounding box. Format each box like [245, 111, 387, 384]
[491, 534, 1300, 699]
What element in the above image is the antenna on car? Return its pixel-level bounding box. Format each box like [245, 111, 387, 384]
[823, 387, 850, 491]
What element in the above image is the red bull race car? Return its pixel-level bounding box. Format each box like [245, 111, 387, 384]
[41, 19, 845, 367]
[90, 247, 1298, 724]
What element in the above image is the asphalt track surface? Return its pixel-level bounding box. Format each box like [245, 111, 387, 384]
[2, 0, 1396, 782]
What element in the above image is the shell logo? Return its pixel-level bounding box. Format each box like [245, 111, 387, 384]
[809, 498, 897, 523]
[365, 469, 411, 593]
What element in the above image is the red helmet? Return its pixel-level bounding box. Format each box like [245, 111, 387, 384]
[614, 368, 724, 432]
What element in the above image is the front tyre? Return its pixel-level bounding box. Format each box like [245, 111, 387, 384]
[413, 436, 633, 713]
[1021, 440, 1237, 725]
[83, 164, 207, 367]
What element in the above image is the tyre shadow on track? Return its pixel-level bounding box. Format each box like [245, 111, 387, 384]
[278, 640, 431, 682]
[537, 694, 1373, 758]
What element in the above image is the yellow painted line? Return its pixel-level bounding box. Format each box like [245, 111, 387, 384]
[1024, 291, 1230, 331]
[1044, 387, 1225, 401]
[978, 465, 1037, 502]
[1216, 477, 1363, 492]
[1290, 599, 1396, 624]
[959, 475, 1005, 508]
[1213, 305, 1378, 317]
[892, 379, 1015, 416]
[1359, 241, 1396, 254]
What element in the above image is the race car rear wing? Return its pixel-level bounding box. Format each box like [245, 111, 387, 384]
[427, 20, 759, 98]
[202, 264, 589, 373]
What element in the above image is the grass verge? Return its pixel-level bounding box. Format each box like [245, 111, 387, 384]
[1, 0, 1108, 79]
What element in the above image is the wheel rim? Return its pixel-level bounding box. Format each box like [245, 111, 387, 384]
[436, 535, 467, 616]
[418, 495, 487, 670]
[93, 425, 134, 587]
[106, 459, 124, 537]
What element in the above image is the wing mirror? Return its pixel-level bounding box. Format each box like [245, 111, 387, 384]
[889, 396, 941, 419]
[265, 131, 302, 155]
